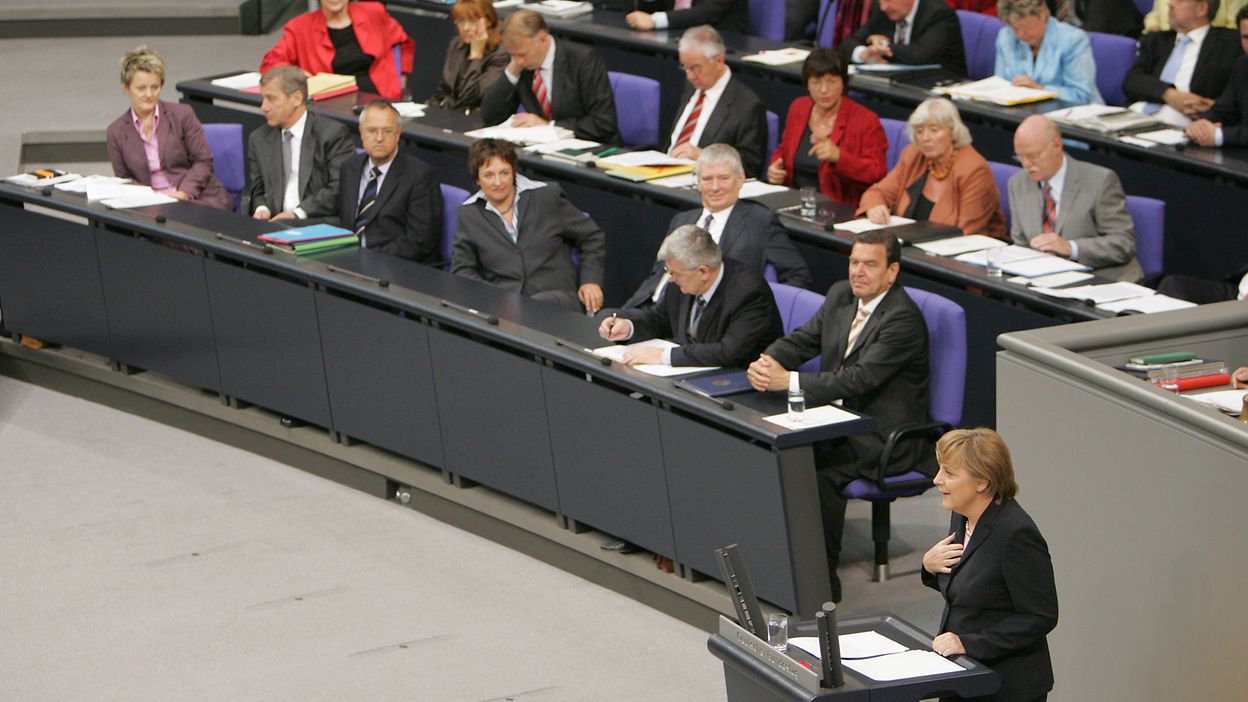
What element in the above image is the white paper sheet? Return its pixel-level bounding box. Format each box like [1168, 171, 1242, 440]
[525, 138, 601, 154]
[1000, 255, 1090, 277]
[1032, 282, 1153, 304]
[843, 650, 965, 681]
[85, 182, 159, 202]
[763, 404, 860, 430]
[1134, 128, 1189, 146]
[914, 235, 1006, 257]
[390, 101, 427, 119]
[1046, 104, 1126, 121]
[939, 76, 1055, 105]
[102, 191, 178, 209]
[738, 180, 790, 198]
[592, 340, 718, 377]
[955, 244, 1044, 266]
[1011, 270, 1093, 288]
[211, 72, 261, 90]
[833, 216, 916, 234]
[5, 172, 81, 187]
[465, 118, 575, 145]
[788, 631, 911, 661]
[596, 150, 695, 168]
[742, 48, 811, 66]
[55, 175, 128, 193]
[1097, 294, 1196, 314]
[1185, 389, 1248, 413]
[648, 173, 698, 189]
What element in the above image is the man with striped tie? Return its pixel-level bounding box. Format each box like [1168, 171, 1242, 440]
[480, 9, 619, 144]
[660, 25, 767, 176]
[337, 101, 443, 264]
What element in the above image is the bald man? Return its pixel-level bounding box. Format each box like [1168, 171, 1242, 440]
[1006, 115, 1142, 282]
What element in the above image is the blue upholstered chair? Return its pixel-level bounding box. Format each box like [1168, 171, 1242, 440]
[748, 0, 786, 40]
[880, 118, 911, 169]
[815, 0, 839, 48]
[439, 184, 470, 269]
[1088, 31, 1136, 106]
[1126, 195, 1165, 278]
[768, 282, 827, 372]
[1133, 0, 1152, 15]
[608, 71, 661, 148]
[956, 10, 1003, 80]
[988, 161, 1022, 232]
[202, 123, 245, 212]
[765, 110, 780, 178]
[841, 287, 966, 582]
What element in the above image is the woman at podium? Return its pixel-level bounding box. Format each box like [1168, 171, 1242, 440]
[921, 428, 1058, 701]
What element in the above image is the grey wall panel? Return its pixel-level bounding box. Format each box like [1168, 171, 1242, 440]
[204, 259, 332, 428]
[544, 367, 674, 556]
[316, 291, 444, 466]
[428, 325, 559, 511]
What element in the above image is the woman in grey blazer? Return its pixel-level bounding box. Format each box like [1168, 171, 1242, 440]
[430, 0, 509, 113]
[105, 46, 233, 211]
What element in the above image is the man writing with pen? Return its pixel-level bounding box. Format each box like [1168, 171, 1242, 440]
[598, 224, 782, 368]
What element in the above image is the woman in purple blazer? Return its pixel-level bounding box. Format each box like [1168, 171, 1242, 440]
[105, 46, 234, 211]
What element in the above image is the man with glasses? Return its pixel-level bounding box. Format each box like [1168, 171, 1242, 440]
[338, 101, 443, 263]
[661, 25, 767, 176]
[1007, 115, 1142, 282]
[599, 224, 782, 368]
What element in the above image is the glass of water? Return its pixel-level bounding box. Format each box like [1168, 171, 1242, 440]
[787, 388, 806, 420]
[799, 186, 818, 218]
[768, 612, 789, 652]
[984, 245, 1005, 277]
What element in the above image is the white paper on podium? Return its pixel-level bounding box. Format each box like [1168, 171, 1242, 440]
[955, 244, 1043, 267]
[592, 339, 718, 377]
[1097, 293, 1196, 314]
[1000, 255, 1090, 277]
[763, 404, 860, 430]
[738, 180, 790, 198]
[914, 234, 1006, 257]
[833, 215, 915, 234]
[1011, 270, 1093, 288]
[843, 650, 965, 681]
[1185, 389, 1248, 413]
[1032, 281, 1153, 304]
[787, 631, 910, 661]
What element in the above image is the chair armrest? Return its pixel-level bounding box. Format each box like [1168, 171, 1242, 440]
[872, 420, 951, 483]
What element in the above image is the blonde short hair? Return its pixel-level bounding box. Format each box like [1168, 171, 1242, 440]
[935, 428, 1018, 502]
[120, 46, 165, 86]
[907, 98, 972, 149]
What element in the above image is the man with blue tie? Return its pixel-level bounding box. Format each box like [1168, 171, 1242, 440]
[1123, 0, 1240, 128]
[338, 101, 443, 264]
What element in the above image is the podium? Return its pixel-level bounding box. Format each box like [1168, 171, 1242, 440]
[707, 614, 999, 702]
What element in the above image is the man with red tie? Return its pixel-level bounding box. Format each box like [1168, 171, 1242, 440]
[660, 25, 767, 176]
[480, 9, 620, 144]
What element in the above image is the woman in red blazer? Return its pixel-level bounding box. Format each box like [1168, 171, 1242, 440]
[766, 49, 887, 208]
[261, 0, 414, 100]
[105, 46, 233, 211]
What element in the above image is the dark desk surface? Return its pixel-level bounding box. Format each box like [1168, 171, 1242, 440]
[0, 181, 872, 449]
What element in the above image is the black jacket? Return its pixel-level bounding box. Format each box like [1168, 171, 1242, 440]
[661, 76, 768, 177]
[842, 0, 967, 77]
[338, 151, 443, 264]
[1122, 26, 1242, 104]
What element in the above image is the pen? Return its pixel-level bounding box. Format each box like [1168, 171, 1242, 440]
[595, 146, 619, 158]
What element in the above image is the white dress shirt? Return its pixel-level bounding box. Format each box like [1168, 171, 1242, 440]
[666, 66, 733, 155]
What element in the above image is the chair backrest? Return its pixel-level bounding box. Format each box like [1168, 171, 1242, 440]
[816, 0, 839, 48]
[765, 110, 780, 176]
[880, 118, 911, 169]
[393, 44, 403, 87]
[440, 183, 470, 266]
[202, 123, 245, 211]
[903, 287, 966, 426]
[956, 10, 1003, 80]
[988, 161, 1021, 232]
[1087, 31, 1136, 106]
[1133, 0, 1151, 16]
[763, 262, 778, 282]
[608, 71, 661, 148]
[768, 282, 825, 372]
[1125, 194, 1164, 277]
[748, 0, 785, 40]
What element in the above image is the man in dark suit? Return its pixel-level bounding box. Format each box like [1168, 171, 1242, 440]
[599, 225, 782, 368]
[621, 145, 811, 310]
[452, 138, 607, 313]
[1186, 6, 1248, 146]
[338, 101, 443, 264]
[624, 0, 750, 35]
[245, 65, 354, 223]
[480, 9, 619, 144]
[1123, 0, 1240, 128]
[1055, 0, 1145, 38]
[1008, 116, 1142, 282]
[843, 0, 968, 76]
[748, 230, 931, 601]
[659, 25, 768, 176]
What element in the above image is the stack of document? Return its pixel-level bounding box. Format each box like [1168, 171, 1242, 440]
[742, 48, 810, 66]
[1028, 280, 1196, 313]
[955, 245, 1090, 277]
[391, 102, 427, 119]
[306, 73, 358, 101]
[525, 138, 605, 163]
[595, 151, 695, 182]
[259, 223, 359, 254]
[527, 0, 593, 18]
[938, 76, 1056, 106]
[1048, 104, 1160, 134]
[788, 631, 965, 682]
[5, 169, 81, 187]
[466, 118, 575, 146]
[1129, 128, 1188, 146]
[913, 234, 1006, 257]
[592, 339, 718, 377]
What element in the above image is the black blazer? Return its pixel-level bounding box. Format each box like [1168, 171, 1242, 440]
[842, 0, 967, 77]
[480, 39, 620, 144]
[429, 38, 510, 112]
[451, 182, 606, 311]
[637, 0, 751, 34]
[661, 76, 768, 177]
[922, 499, 1059, 701]
[244, 111, 355, 221]
[1073, 0, 1143, 38]
[622, 200, 812, 309]
[1204, 53, 1248, 147]
[621, 261, 782, 368]
[1122, 26, 1242, 104]
[763, 282, 932, 475]
[338, 150, 444, 265]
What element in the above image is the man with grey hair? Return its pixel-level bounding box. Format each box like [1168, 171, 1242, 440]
[620, 144, 811, 309]
[481, 9, 619, 144]
[624, 0, 749, 35]
[660, 25, 767, 176]
[246, 65, 354, 223]
[599, 224, 782, 368]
